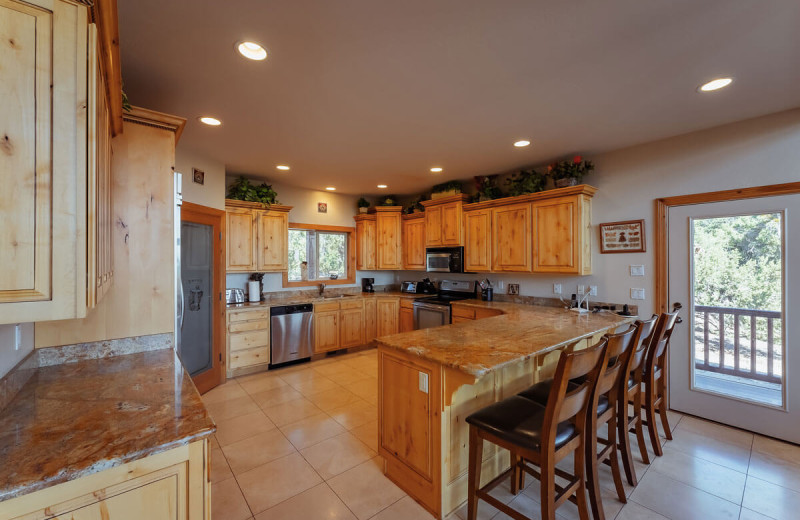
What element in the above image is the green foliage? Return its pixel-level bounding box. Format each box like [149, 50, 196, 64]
[357, 197, 370, 208]
[548, 155, 594, 182]
[505, 169, 546, 197]
[431, 180, 462, 194]
[473, 175, 503, 202]
[227, 176, 279, 206]
[404, 197, 425, 214]
[379, 195, 398, 206]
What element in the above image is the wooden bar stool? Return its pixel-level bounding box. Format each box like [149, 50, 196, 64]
[618, 316, 658, 483]
[641, 304, 682, 457]
[465, 338, 608, 520]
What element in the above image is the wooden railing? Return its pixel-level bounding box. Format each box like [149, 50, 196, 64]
[694, 305, 782, 384]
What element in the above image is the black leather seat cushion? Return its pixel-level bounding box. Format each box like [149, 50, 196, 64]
[466, 396, 577, 451]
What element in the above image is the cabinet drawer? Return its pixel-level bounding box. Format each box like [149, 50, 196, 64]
[230, 347, 270, 369]
[451, 305, 476, 319]
[315, 301, 340, 312]
[228, 320, 268, 333]
[399, 299, 414, 310]
[339, 299, 364, 310]
[228, 308, 270, 322]
[230, 330, 270, 352]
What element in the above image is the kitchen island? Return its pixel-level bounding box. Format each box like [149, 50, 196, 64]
[376, 302, 634, 518]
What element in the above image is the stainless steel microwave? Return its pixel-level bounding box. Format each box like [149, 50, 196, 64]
[425, 247, 464, 273]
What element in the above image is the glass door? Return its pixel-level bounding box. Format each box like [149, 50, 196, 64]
[668, 195, 798, 442]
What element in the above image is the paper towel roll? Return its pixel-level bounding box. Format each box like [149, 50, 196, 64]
[248, 281, 260, 302]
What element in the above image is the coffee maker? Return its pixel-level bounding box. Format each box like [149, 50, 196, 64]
[361, 277, 375, 293]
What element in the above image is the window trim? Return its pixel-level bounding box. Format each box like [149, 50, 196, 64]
[282, 223, 356, 288]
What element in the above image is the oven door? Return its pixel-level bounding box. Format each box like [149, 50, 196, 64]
[413, 302, 451, 330]
[426, 253, 452, 272]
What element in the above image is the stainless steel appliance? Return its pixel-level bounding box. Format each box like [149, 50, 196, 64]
[226, 288, 245, 304]
[413, 280, 477, 330]
[361, 277, 375, 293]
[426, 247, 465, 273]
[401, 278, 437, 294]
[270, 303, 314, 366]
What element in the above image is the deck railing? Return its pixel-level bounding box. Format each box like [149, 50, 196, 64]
[694, 305, 782, 384]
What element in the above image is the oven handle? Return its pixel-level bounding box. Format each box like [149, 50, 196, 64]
[413, 301, 448, 312]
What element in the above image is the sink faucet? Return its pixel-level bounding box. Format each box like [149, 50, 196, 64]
[318, 283, 326, 296]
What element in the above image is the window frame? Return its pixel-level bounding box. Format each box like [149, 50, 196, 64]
[282, 223, 356, 288]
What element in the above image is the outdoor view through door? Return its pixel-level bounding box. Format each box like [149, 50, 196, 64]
[691, 213, 784, 407]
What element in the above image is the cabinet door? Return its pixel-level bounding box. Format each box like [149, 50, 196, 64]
[55, 474, 181, 520]
[441, 202, 462, 246]
[464, 209, 492, 272]
[376, 298, 400, 337]
[257, 210, 288, 271]
[532, 195, 591, 274]
[402, 219, 426, 270]
[315, 311, 339, 352]
[340, 307, 364, 348]
[0, 0, 88, 324]
[364, 298, 377, 342]
[493, 202, 532, 272]
[399, 307, 414, 333]
[226, 209, 257, 271]
[356, 219, 377, 270]
[425, 206, 443, 246]
[376, 212, 402, 270]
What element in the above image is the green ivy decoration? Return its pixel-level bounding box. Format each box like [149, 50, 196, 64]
[431, 180, 463, 194]
[227, 176, 279, 206]
[505, 169, 546, 197]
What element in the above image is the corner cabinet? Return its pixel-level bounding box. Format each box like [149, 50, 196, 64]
[402, 213, 426, 270]
[422, 195, 469, 247]
[354, 214, 377, 270]
[225, 201, 292, 272]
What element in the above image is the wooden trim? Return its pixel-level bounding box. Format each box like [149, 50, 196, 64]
[225, 199, 293, 213]
[421, 194, 471, 207]
[401, 212, 425, 220]
[374, 205, 404, 212]
[89, 0, 123, 136]
[183, 201, 224, 217]
[123, 106, 187, 142]
[353, 213, 377, 222]
[463, 184, 598, 211]
[654, 182, 800, 314]
[281, 224, 357, 288]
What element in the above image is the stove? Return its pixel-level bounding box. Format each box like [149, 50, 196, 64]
[412, 280, 477, 330]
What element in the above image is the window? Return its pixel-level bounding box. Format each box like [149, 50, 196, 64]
[284, 224, 355, 286]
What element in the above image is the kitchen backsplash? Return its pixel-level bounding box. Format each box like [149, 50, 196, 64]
[226, 271, 395, 295]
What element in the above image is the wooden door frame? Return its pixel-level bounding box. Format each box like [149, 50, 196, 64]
[181, 201, 226, 393]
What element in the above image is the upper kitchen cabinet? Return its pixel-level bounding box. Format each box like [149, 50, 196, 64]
[0, 0, 119, 324]
[401, 213, 426, 270]
[376, 207, 402, 270]
[354, 214, 377, 270]
[422, 195, 469, 247]
[532, 189, 595, 274]
[225, 201, 292, 272]
[464, 209, 492, 272]
[493, 202, 532, 272]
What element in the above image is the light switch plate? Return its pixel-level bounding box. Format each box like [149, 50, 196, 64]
[589, 285, 598, 296]
[630, 288, 646, 300]
[553, 283, 562, 295]
[419, 372, 429, 393]
[577, 285, 585, 295]
[630, 265, 645, 277]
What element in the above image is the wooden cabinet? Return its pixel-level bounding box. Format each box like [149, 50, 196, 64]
[464, 209, 492, 272]
[227, 308, 270, 376]
[225, 201, 292, 272]
[355, 215, 377, 270]
[376, 207, 402, 270]
[451, 303, 504, 321]
[314, 301, 340, 353]
[422, 195, 470, 247]
[493, 202, 532, 272]
[402, 214, 426, 270]
[339, 300, 365, 348]
[532, 193, 593, 274]
[364, 298, 377, 341]
[315, 299, 364, 352]
[376, 297, 400, 337]
[399, 299, 415, 333]
[0, 0, 91, 324]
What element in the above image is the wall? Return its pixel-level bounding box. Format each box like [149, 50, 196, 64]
[176, 146, 226, 210]
[0, 323, 33, 379]
[398, 108, 800, 318]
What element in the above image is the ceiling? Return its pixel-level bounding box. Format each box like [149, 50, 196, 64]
[118, 0, 800, 195]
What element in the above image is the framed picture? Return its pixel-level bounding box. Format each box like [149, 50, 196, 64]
[599, 219, 646, 253]
[192, 168, 205, 185]
[317, 202, 328, 214]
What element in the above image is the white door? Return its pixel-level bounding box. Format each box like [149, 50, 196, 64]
[668, 194, 799, 443]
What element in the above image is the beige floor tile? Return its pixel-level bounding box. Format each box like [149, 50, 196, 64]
[492, 492, 572, 520]
[211, 477, 252, 520]
[596, 443, 650, 497]
[289, 375, 342, 396]
[214, 410, 276, 447]
[329, 400, 378, 430]
[250, 385, 304, 408]
[202, 380, 246, 405]
[351, 419, 379, 452]
[300, 431, 376, 479]
[675, 416, 753, 449]
[237, 372, 288, 395]
[742, 475, 800, 520]
[344, 377, 378, 403]
[237, 452, 323, 515]
[209, 435, 220, 450]
[629, 470, 740, 520]
[209, 447, 233, 483]
[306, 387, 365, 412]
[738, 507, 776, 520]
[616, 502, 670, 520]
[521, 478, 621, 520]
[313, 361, 353, 377]
[667, 427, 751, 473]
[205, 394, 260, 422]
[277, 368, 318, 386]
[326, 368, 373, 386]
[649, 446, 746, 504]
[371, 495, 435, 520]
[328, 457, 406, 520]
[753, 435, 800, 466]
[262, 397, 323, 426]
[280, 412, 347, 450]
[748, 449, 800, 492]
[222, 429, 296, 474]
[253, 483, 356, 520]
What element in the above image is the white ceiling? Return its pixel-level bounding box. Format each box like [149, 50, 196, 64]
[118, 0, 800, 195]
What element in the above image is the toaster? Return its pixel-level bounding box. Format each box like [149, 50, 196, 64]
[226, 288, 245, 304]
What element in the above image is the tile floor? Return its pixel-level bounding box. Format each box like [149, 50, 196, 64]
[203, 348, 800, 520]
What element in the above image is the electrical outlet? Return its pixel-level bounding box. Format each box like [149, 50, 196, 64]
[14, 324, 21, 351]
[630, 265, 645, 277]
[553, 283, 562, 295]
[630, 288, 646, 300]
[577, 285, 585, 295]
[419, 372, 429, 393]
[496, 280, 504, 291]
[589, 285, 598, 296]
[508, 284, 520, 295]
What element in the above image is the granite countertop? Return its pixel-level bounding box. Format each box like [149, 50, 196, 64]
[0, 349, 215, 502]
[227, 290, 421, 310]
[376, 301, 636, 377]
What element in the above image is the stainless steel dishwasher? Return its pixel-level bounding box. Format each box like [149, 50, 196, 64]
[270, 303, 314, 367]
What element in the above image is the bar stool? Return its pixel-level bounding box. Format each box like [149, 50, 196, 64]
[641, 304, 682, 457]
[465, 338, 608, 520]
[618, 315, 658, 483]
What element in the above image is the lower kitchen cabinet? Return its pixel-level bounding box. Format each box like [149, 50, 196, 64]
[399, 299, 414, 333]
[376, 297, 400, 336]
[314, 301, 341, 353]
[450, 303, 504, 322]
[339, 300, 365, 348]
[227, 307, 270, 377]
[364, 298, 377, 341]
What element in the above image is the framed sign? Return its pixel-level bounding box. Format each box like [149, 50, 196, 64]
[192, 168, 205, 185]
[599, 219, 646, 253]
[317, 202, 328, 213]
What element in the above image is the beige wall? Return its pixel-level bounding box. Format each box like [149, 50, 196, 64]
[0, 323, 34, 378]
[176, 147, 226, 210]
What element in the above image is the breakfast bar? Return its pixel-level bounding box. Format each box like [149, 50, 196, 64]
[375, 302, 634, 519]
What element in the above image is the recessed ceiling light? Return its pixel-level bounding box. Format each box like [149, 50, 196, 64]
[699, 77, 733, 92]
[377, 184, 388, 189]
[237, 41, 268, 61]
[198, 116, 221, 126]
[514, 140, 531, 147]
[276, 165, 290, 171]
[430, 167, 443, 173]
[325, 187, 336, 191]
